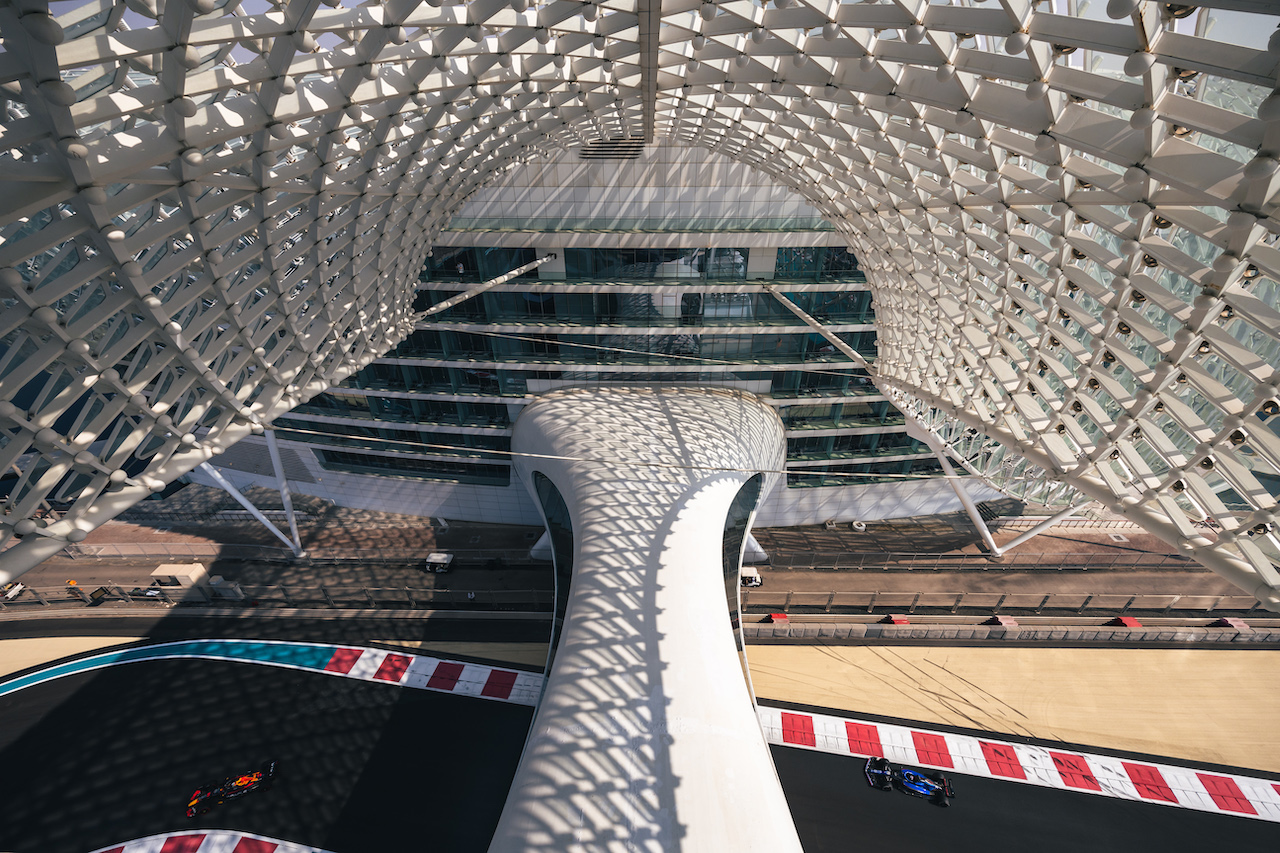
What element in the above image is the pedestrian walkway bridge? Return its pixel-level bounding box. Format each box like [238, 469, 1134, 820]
[489, 386, 800, 853]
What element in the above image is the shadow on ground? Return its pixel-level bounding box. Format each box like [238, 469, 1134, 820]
[0, 660, 531, 853]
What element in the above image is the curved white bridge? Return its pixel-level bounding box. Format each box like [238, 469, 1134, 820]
[490, 386, 798, 853]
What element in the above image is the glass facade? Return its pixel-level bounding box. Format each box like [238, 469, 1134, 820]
[289, 246, 932, 488]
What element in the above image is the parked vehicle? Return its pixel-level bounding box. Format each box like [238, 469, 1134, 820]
[417, 552, 454, 573]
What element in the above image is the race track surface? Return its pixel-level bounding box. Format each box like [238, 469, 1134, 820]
[0, 660, 532, 853]
[3, 643, 1277, 853]
[773, 746, 1280, 853]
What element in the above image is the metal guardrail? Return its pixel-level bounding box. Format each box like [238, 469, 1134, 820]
[0, 583, 1258, 619]
[988, 517, 1141, 530]
[0, 584, 554, 612]
[60, 543, 1193, 573]
[767, 552, 1192, 570]
[58, 543, 537, 564]
[741, 590, 1263, 616]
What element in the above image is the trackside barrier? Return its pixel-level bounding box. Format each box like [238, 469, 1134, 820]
[988, 517, 1141, 530]
[0, 584, 554, 613]
[56, 543, 1192, 572]
[57, 542, 536, 564]
[0, 583, 1261, 618]
[768, 551, 1192, 570]
[739, 590, 1263, 616]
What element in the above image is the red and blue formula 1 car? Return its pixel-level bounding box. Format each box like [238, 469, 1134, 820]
[865, 757, 955, 807]
[186, 760, 277, 817]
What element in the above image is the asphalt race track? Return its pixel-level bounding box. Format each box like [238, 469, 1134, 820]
[2, 647, 1278, 853]
[772, 746, 1280, 853]
[0, 613, 551, 647]
[0, 660, 532, 853]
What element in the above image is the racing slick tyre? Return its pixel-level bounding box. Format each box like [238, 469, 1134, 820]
[926, 771, 955, 798]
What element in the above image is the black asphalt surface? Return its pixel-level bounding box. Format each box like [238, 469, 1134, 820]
[2, 629, 1277, 852]
[0, 613, 550, 647]
[773, 746, 1279, 853]
[0, 660, 532, 853]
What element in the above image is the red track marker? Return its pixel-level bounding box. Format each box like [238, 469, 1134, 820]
[1050, 752, 1101, 791]
[780, 712, 817, 747]
[980, 741, 1027, 779]
[373, 653, 411, 683]
[1196, 774, 1257, 815]
[427, 661, 466, 690]
[323, 648, 363, 674]
[844, 721, 884, 757]
[911, 731, 953, 768]
[481, 669, 519, 699]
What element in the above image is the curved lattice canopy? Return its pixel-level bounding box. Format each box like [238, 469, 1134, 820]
[3, 0, 1280, 606]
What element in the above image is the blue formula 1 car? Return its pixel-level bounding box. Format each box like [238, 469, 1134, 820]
[865, 757, 955, 807]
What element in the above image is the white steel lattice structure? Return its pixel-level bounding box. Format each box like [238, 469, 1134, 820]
[3, 0, 1280, 607]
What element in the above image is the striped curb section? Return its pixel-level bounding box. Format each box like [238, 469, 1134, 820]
[757, 705, 1280, 823]
[89, 829, 333, 853]
[0, 639, 542, 706]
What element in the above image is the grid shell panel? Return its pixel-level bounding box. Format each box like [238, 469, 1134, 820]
[0, 0, 1278, 607]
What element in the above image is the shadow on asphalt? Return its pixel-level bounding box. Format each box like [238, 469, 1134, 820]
[772, 745, 1279, 853]
[0, 660, 532, 853]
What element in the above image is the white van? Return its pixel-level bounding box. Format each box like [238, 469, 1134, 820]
[739, 566, 762, 588]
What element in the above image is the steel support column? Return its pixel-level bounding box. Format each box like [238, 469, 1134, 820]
[993, 503, 1095, 557]
[263, 430, 304, 556]
[197, 463, 303, 557]
[415, 255, 556, 323]
[912, 424, 1003, 557]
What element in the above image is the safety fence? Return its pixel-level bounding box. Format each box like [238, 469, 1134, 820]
[58, 542, 1195, 573]
[0, 583, 1261, 618]
[988, 517, 1141, 530]
[740, 589, 1264, 616]
[766, 551, 1193, 570]
[0, 583, 553, 612]
[56, 542, 537, 566]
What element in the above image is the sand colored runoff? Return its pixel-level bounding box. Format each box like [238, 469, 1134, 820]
[0, 636, 145, 680]
[747, 645, 1280, 773]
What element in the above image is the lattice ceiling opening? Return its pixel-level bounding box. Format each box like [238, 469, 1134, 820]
[3, 0, 1280, 607]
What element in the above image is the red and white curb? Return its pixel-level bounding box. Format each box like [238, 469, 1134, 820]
[0, 639, 545, 707]
[758, 706, 1280, 822]
[314, 645, 542, 706]
[89, 829, 334, 853]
